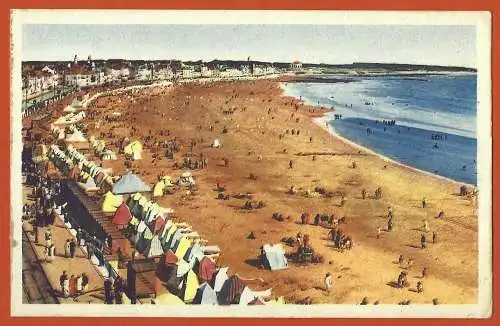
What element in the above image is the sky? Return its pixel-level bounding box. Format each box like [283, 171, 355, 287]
[22, 24, 477, 68]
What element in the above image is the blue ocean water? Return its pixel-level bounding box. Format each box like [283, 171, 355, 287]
[282, 75, 477, 185]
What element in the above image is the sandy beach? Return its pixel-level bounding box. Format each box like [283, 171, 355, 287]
[28, 78, 478, 305]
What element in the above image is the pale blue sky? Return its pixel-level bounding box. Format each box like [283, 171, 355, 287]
[22, 24, 476, 68]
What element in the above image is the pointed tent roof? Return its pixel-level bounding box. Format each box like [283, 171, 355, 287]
[145, 235, 164, 258]
[182, 269, 200, 303]
[184, 242, 204, 266]
[79, 177, 98, 191]
[239, 287, 257, 306]
[164, 249, 179, 265]
[174, 237, 192, 260]
[112, 203, 133, 226]
[193, 283, 218, 305]
[65, 130, 88, 142]
[101, 191, 123, 213]
[248, 297, 265, 305]
[153, 216, 166, 234]
[69, 165, 81, 180]
[95, 171, 106, 185]
[196, 256, 216, 284]
[159, 220, 173, 239]
[136, 227, 153, 253]
[112, 172, 151, 195]
[124, 140, 143, 155]
[263, 244, 288, 271]
[155, 292, 185, 306]
[153, 181, 165, 197]
[213, 267, 229, 293]
[218, 275, 246, 305]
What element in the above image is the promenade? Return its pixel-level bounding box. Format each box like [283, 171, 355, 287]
[22, 179, 105, 304]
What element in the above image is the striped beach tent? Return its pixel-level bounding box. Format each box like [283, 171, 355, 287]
[193, 282, 218, 305]
[218, 275, 246, 305]
[112, 203, 133, 227]
[145, 235, 164, 258]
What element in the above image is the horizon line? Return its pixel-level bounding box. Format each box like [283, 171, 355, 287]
[21, 59, 477, 70]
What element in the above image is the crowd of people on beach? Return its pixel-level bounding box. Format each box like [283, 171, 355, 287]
[20, 78, 477, 306]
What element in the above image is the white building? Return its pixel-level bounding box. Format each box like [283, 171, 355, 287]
[136, 67, 152, 81]
[23, 70, 60, 97]
[65, 66, 105, 88]
[220, 68, 244, 78]
[290, 61, 303, 71]
[156, 67, 174, 80]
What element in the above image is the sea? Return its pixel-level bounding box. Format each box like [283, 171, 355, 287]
[282, 74, 477, 185]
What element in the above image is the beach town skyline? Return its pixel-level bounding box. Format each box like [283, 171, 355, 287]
[22, 24, 477, 68]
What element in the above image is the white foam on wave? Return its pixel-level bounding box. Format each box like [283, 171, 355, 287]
[282, 78, 477, 139]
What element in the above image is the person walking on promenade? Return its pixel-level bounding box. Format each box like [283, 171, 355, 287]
[45, 229, 52, 248]
[46, 244, 55, 262]
[81, 273, 89, 293]
[59, 271, 68, 297]
[69, 275, 77, 297]
[64, 239, 71, 258]
[69, 239, 76, 258]
[62, 274, 70, 298]
[33, 224, 39, 244]
[104, 278, 114, 304]
[114, 276, 124, 304]
[76, 274, 83, 293]
[76, 227, 82, 246]
[87, 242, 94, 260]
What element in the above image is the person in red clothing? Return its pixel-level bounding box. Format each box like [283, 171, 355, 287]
[69, 275, 77, 297]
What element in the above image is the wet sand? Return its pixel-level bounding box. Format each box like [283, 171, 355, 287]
[60, 79, 477, 304]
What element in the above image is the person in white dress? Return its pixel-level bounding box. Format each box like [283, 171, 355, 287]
[63, 278, 70, 298]
[76, 274, 83, 293]
[324, 272, 333, 292]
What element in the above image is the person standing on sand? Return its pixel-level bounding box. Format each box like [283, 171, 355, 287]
[421, 233, 427, 249]
[422, 198, 427, 208]
[324, 273, 333, 292]
[398, 254, 404, 266]
[407, 257, 414, 270]
[289, 160, 294, 169]
[422, 267, 428, 278]
[432, 232, 437, 244]
[361, 188, 366, 200]
[376, 226, 381, 239]
[423, 220, 429, 233]
[416, 281, 424, 293]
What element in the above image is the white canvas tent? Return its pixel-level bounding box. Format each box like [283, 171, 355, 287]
[212, 138, 221, 148]
[65, 130, 88, 143]
[263, 243, 288, 271]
